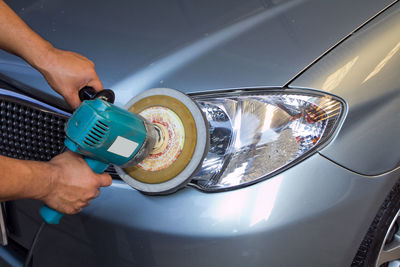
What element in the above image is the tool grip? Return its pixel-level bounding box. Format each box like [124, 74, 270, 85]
[84, 157, 109, 174]
[39, 158, 109, 224]
[79, 86, 115, 103]
[40, 205, 63, 224]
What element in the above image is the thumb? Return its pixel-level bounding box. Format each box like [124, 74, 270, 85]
[71, 78, 102, 109]
[98, 173, 112, 187]
[64, 91, 81, 110]
[87, 77, 104, 92]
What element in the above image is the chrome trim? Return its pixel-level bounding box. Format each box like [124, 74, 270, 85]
[0, 245, 22, 266]
[0, 88, 71, 116]
[0, 203, 7, 246]
[376, 208, 400, 266]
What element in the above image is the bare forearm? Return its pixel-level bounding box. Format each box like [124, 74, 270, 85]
[0, 151, 112, 214]
[0, 1, 104, 109]
[0, 0, 53, 68]
[0, 155, 52, 201]
[0, 2, 110, 214]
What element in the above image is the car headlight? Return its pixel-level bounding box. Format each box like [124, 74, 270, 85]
[190, 89, 345, 191]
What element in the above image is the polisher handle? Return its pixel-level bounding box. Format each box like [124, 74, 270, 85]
[39, 157, 109, 224]
[40, 89, 114, 224]
[84, 157, 109, 174]
[40, 205, 63, 224]
[79, 86, 115, 103]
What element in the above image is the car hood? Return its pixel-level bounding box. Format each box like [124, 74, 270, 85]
[0, 0, 394, 109]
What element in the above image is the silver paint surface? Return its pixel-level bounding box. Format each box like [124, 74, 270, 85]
[0, 0, 393, 108]
[291, 1, 400, 175]
[9, 154, 400, 266]
[0, 0, 399, 266]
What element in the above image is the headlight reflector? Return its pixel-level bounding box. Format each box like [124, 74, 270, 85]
[190, 90, 345, 191]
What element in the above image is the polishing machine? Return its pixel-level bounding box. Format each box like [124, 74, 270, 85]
[40, 87, 209, 224]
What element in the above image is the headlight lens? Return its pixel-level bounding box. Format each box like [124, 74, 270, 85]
[190, 89, 345, 191]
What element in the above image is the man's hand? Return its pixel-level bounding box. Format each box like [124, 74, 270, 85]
[37, 47, 104, 109]
[0, 1, 110, 212]
[41, 151, 112, 214]
[0, 152, 112, 214]
[0, 0, 103, 109]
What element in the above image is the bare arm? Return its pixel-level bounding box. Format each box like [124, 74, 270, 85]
[0, 0, 103, 109]
[0, 155, 51, 202]
[0, 151, 112, 214]
[0, 1, 51, 66]
[0, 1, 111, 214]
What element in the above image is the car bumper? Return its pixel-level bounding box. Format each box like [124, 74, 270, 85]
[3, 153, 399, 267]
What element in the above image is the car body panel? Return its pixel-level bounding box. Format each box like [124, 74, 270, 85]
[0, 0, 399, 266]
[7, 154, 399, 267]
[291, 1, 400, 175]
[0, 0, 394, 109]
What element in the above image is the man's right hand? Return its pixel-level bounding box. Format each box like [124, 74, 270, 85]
[40, 151, 112, 214]
[0, 1, 111, 211]
[0, 1, 104, 110]
[36, 47, 104, 109]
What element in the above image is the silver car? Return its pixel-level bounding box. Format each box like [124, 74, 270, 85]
[1, 0, 400, 266]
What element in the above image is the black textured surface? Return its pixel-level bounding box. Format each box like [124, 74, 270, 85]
[351, 178, 400, 266]
[0, 94, 120, 179]
[0, 95, 67, 161]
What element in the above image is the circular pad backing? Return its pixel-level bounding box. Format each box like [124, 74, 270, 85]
[138, 106, 185, 172]
[125, 96, 196, 183]
[115, 88, 209, 195]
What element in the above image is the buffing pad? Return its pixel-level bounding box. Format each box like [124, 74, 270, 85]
[115, 88, 209, 195]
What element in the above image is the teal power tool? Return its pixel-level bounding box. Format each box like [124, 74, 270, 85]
[39, 87, 209, 224]
[40, 87, 157, 224]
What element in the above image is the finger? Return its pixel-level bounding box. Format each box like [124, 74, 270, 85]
[74, 52, 89, 61]
[87, 76, 104, 92]
[81, 201, 90, 208]
[65, 206, 80, 215]
[64, 149, 83, 159]
[67, 94, 81, 110]
[74, 207, 83, 213]
[60, 85, 82, 109]
[92, 188, 100, 199]
[98, 173, 112, 187]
